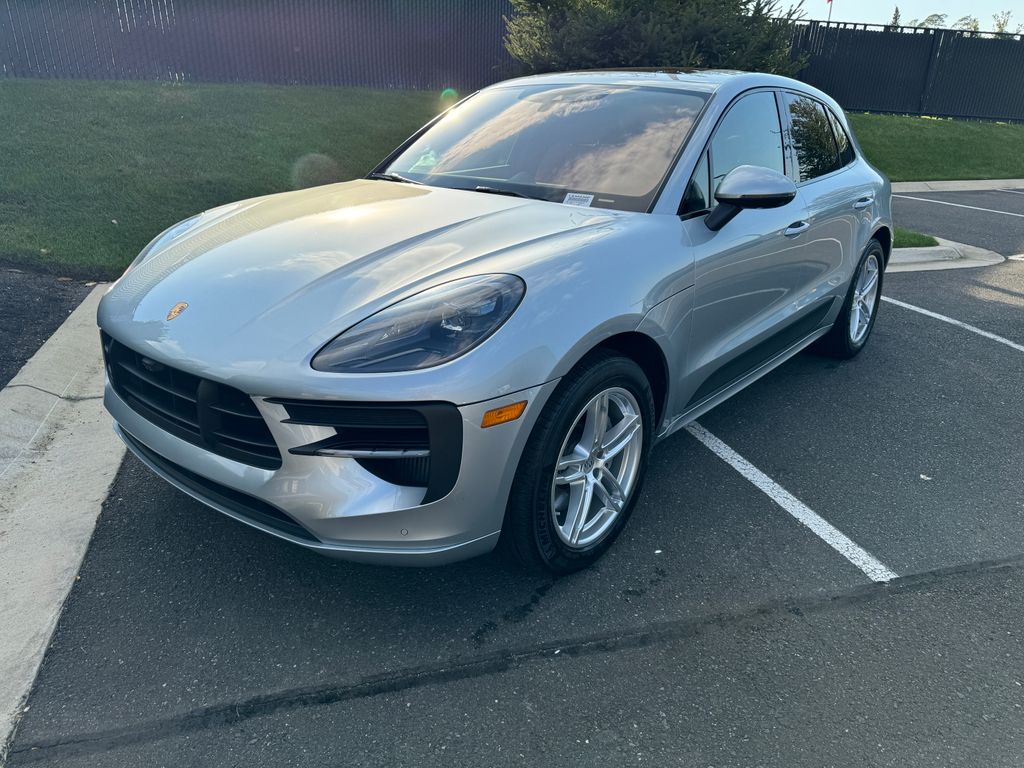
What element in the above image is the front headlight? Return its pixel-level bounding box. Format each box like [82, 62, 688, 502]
[124, 215, 201, 274]
[312, 274, 526, 373]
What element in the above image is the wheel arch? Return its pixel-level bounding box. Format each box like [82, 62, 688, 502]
[872, 225, 892, 265]
[589, 332, 670, 427]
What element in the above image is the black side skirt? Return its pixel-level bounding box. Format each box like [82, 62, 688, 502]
[685, 297, 836, 410]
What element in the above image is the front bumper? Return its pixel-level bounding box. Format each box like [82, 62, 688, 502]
[105, 378, 558, 565]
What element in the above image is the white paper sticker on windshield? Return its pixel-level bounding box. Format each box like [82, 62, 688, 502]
[562, 193, 594, 207]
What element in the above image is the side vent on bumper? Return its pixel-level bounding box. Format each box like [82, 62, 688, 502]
[268, 400, 463, 504]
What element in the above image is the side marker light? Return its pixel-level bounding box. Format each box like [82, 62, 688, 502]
[481, 400, 527, 428]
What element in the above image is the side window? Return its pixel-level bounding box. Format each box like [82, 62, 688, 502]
[680, 151, 711, 217]
[783, 93, 842, 182]
[826, 108, 856, 167]
[709, 91, 785, 197]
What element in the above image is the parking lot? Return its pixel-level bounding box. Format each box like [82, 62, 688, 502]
[7, 190, 1024, 767]
[893, 188, 1024, 257]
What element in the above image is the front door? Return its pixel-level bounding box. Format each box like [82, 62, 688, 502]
[682, 90, 815, 409]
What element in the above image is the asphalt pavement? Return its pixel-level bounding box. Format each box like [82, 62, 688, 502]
[0, 270, 91, 388]
[893, 188, 1024, 257]
[6, 192, 1024, 767]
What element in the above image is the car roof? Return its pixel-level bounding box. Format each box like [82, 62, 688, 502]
[487, 68, 832, 105]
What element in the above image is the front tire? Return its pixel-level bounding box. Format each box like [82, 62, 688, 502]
[815, 238, 884, 359]
[500, 351, 655, 574]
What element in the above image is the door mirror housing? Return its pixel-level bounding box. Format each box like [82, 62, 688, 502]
[705, 165, 797, 231]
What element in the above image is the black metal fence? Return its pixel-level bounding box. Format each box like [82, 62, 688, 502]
[791, 21, 1024, 122]
[0, 0, 517, 90]
[2, 3, 1023, 120]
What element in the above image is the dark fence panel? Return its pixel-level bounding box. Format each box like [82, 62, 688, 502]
[4, 6, 1024, 121]
[925, 31, 1024, 120]
[0, 0, 518, 90]
[792, 20, 1024, 121]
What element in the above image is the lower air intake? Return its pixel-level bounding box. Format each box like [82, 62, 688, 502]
[269, 399, 463, 503]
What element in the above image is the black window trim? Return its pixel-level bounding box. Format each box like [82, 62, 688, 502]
[779, 89, 857, 188]
[679, 148, 712, 221]
[824, 104, 858, 168]
[676, 86, 790, 218]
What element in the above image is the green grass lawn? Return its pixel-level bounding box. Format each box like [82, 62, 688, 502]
[0, 79, 437, 279]
[848, 113, 1024, 182]
[893, 227, 939, 248]
[3, 78, 1021, 279]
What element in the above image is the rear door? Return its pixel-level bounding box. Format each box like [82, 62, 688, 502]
[680, 90, 815, 410]
[780, 91, 864, 297]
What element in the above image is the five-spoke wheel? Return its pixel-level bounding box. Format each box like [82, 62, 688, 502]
[850, 252, 880, 344]
[816, 238, 885, 359]
[501, 352, 654, 574]
[551, 388, 643, 549]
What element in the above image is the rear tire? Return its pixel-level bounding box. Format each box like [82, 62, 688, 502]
[814, 238, 885, 359]
[499, 351, 655, 575]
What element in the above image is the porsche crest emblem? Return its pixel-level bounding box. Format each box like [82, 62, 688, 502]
[166, 302, 189, 321]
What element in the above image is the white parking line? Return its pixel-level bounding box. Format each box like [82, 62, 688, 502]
[893, 194, 1024, 218]
[686, 423, 897, 583]
[882, 297, 1024, 354]
[997, 189, 1024, 196]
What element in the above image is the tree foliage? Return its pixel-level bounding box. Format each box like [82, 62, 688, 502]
[951, 15, 980, 31]
[504, 0, 806, 76]
[907, 9, 1020, 33]
[907, 13, 947, 28]
[992, 11, 1022, 34]
[788, 99, 836, 179]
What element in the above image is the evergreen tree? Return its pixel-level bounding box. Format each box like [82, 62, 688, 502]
[505, 0, 806, 76]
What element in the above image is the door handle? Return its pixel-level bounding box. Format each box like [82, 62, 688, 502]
[784, 221, 810, 237]
[853, 196, 875, 209]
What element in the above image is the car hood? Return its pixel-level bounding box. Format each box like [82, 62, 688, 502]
[100, 179, 614, 373]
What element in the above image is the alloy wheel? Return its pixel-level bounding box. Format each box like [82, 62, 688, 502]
[550, 387, 644, 549]
[849, 253, 880, 344]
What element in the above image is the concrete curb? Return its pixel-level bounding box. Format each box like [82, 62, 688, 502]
[0, 285, 125, 761]
[892, 179, 1024, 193]
[888, 237, 1005, 273]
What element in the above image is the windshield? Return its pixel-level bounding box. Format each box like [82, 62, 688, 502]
[382, 83, 707, 213]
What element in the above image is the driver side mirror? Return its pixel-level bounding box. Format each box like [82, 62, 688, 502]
[705, 165, 797, 231]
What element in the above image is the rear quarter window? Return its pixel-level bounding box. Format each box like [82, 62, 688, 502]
[827, 108, 856, 167]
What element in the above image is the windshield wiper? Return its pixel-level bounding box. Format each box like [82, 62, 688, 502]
[368, 171, 423, 185]
[463, 185, 531, 199]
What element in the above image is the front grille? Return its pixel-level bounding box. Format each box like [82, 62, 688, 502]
[102, 332, 282, 470]
[121, 429, 316, 542]
[269, 399, 463, 503]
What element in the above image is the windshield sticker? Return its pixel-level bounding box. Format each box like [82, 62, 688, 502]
[562, 193, 594, 207]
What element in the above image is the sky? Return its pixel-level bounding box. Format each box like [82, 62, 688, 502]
[805, 0, 1022, 29]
